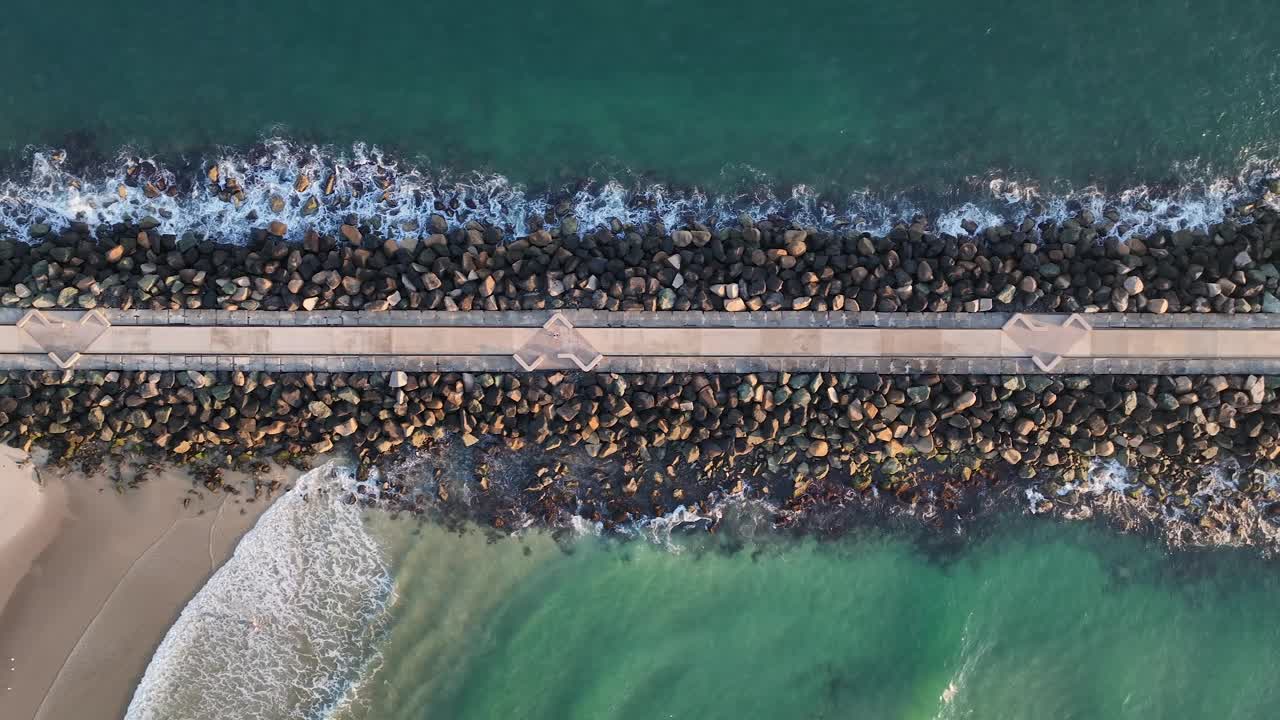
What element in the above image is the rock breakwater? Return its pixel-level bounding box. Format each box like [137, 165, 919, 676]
[3, 368, 1279, 546]
[1, 202, 1278, 314]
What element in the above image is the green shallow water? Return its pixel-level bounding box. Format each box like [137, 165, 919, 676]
[122, 468, 1280, 720]
[3, 1, 1278, 190]
[339, 517, 1280, 720]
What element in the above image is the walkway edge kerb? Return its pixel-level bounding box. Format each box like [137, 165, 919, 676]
[0, 308, 1274, 329]
[3, 310, 1280, 374]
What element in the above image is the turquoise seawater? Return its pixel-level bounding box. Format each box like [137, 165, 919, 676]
[2, 1, 1278, 192]
[378, 527, 1280, 720]
[7, 2, 1278, 717]
[125, 465, 1280, 720]
[401, 527, 1280, 717]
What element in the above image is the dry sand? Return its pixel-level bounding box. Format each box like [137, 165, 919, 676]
[0, 450, 293, 720]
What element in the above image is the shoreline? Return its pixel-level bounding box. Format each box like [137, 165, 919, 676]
[1, 137, 1270, 217]
[4, 189, 1279, 316]
[0, 447, 57, 621]
[0, 453, 293, 720]
[5, 365, 1279, 552]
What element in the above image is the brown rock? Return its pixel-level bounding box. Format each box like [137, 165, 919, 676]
[784, 230, 808, 257]
[952, 391, 977, 412]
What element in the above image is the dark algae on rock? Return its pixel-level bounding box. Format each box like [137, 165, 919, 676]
[3, 367, 1280, 547]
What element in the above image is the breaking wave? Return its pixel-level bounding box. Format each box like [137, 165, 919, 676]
[1, 138, 1276, 244]
[124, 462, 395, 720]
[1026, 459, 1280, 553]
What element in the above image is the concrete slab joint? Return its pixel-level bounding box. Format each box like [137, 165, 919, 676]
[511, 313, 604, 371]
[16, 309, 111, 369]
[2, 310, 1279, 374]
[1002, 313, 1092, 371]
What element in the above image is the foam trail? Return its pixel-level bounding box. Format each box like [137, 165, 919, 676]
[124, 462, 395, 720]
[630, 504, 713, 551]
[0, 138, 1274, 245]
[931, 611, 991, 720]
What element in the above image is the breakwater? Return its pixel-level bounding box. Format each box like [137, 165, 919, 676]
[3, 200, 1280, 547]
[2, 367, 1278, 548]
[1, 197, 1277, 316]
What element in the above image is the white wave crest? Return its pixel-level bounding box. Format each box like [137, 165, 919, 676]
[1060, 460, 1136, 498]
[629, 504, 715, 551]
[932, 611, 991, 720]
[124, 462, 395, 720]
[0, 138, 1274, 245]
[624, 485, 784, 551]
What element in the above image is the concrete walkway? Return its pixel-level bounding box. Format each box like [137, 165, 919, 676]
[2, 308, 1279, 375]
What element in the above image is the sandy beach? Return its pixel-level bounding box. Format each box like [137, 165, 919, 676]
[0, 449, 290, 720]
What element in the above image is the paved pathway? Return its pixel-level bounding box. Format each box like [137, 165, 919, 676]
[2, 309, 1279, 375]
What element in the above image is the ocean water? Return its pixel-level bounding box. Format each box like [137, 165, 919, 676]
[2, 3, 1278, 248]
[3, 139, 1271, 251]
[126, 464, 1280, 720]
[8, 1, 1280, 717]
[2, 1, 1279, 192]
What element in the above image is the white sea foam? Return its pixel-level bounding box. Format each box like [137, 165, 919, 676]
[1024, 487, 1049, 513]
[624, 485, 787, 551]
[1059, 460, 1136, 498]
[0, 138, 1274, 245]
[124, 462, 395, 720]
[568, 513, 604, 537]
[1022, 454, 1280, 553]
[630, 504, 715, 551]
[931, 610, 991, 720]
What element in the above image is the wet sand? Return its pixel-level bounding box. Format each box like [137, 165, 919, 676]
[0, 451, 289, 720]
